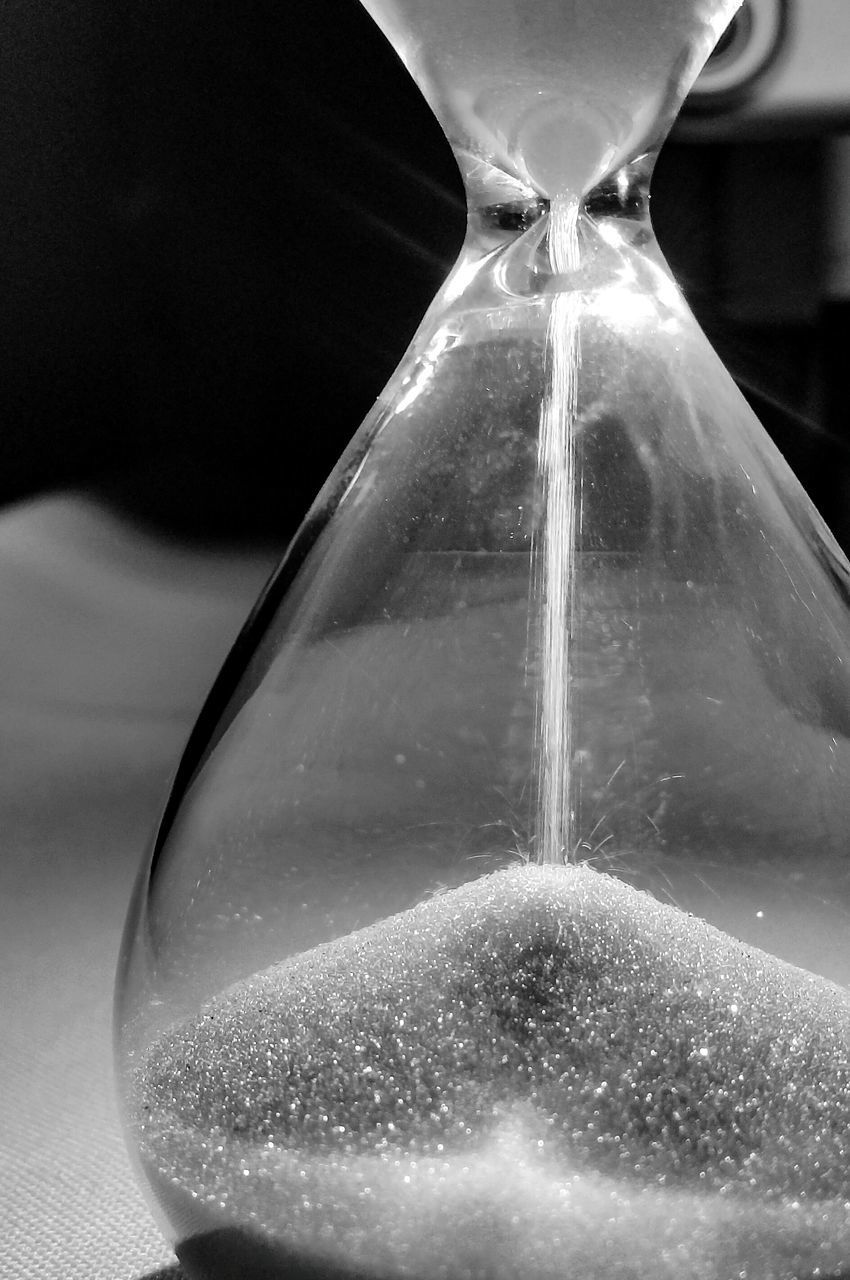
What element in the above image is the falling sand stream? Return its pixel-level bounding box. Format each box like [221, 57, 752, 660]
[534, 195, 581, 865]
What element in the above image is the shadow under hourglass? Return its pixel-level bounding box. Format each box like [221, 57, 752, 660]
[176, 1233, 384, 1280]
[137, 1239, 850, 1280]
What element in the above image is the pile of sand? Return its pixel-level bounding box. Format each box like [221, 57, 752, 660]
[136, 864, 850, 1279]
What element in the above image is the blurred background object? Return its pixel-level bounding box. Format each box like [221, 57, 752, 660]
[0, 494, 274, 1280]
[0, 0, 847, 551]
[663, 0, 850, 550]
[683, 0, 850, 129]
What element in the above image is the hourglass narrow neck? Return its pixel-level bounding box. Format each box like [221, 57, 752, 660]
[445, 156, 668, 319]
[470, 156, 653, 244]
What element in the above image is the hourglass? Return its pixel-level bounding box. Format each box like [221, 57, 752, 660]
[115, 1, 850, 1276]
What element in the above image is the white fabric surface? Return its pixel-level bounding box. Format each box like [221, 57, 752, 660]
[0, 496, 275, 1280]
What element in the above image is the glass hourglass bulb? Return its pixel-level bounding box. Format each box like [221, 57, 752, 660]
[115, 2, 850, 1276]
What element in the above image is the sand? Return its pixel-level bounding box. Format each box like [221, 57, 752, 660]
[134, 863, 850, 1279]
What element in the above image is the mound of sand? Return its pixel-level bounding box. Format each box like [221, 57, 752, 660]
[136, 863, 850, 1279]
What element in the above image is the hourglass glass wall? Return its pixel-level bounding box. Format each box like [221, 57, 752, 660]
[116, 1, 850, 1276]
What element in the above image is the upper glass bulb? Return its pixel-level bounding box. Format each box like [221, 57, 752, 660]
[115, 2, 850, 1276]
[361, 0, 735, 201]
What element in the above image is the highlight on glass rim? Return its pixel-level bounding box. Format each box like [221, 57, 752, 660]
[114, 2, 850, 1277]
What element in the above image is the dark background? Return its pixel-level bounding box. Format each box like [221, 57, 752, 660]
[1, 0, 847, 549]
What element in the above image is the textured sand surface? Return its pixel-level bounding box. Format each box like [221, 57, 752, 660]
[136, 864, 850, 1279]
